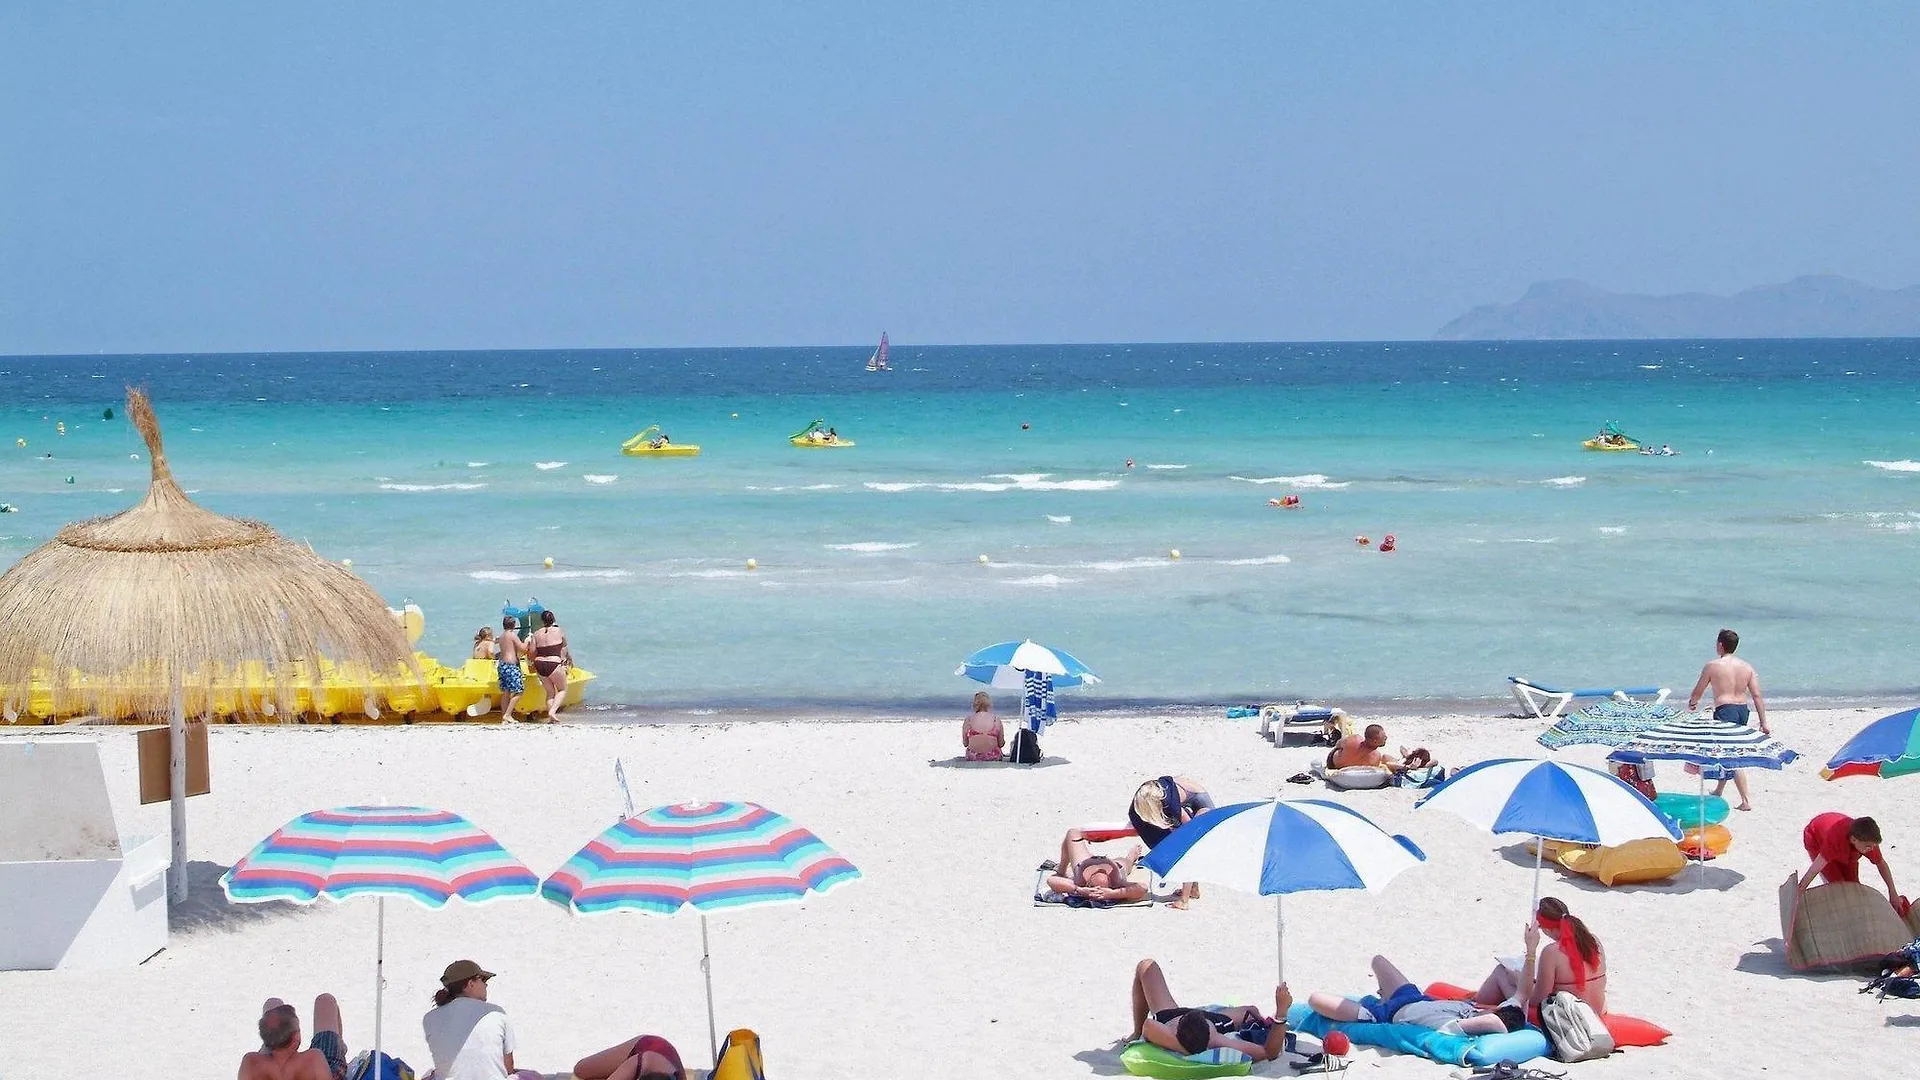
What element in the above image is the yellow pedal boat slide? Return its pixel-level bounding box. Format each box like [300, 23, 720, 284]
[622, 425, 700, 456]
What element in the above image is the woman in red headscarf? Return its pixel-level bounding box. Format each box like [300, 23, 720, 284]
[1472, 896, 1607, 1016]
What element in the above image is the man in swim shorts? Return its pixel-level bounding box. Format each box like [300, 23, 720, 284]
[1329, 725, 1409, 771]
[1687, 628, 1770, 810]
[1129, 958, 1294, 1062]
[1801, 812, 1900, 907]
[1307, 956, 1527, 1035]
[241, 995, 348, 1080]
[496, 615, 527, 721]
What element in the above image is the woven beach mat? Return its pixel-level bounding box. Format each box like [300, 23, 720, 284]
[1779, 874, 1915, 970]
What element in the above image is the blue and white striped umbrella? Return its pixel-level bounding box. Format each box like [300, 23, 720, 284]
[1607, 713, 1800, 772]
[1419, 758, 1678, 907]
[957, 639, 1099, 690]
[1141, 798, 1425, 981]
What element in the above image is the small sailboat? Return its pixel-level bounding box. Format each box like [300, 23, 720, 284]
[865, 331, 890, 372]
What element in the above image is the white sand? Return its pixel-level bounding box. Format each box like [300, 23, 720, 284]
[1, 707, 1912, 1078]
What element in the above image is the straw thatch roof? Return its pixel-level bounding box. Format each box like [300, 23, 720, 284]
[0, 390, 418, 721]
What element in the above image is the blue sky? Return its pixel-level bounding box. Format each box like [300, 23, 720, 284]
[2, 3, 1915, 353]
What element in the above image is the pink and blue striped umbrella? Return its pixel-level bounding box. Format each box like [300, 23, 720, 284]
[542, 801, 859, 1066]
[541, 800, 860, 915]
[222, 806, 537, 1071]
[222, 805, 538, 907]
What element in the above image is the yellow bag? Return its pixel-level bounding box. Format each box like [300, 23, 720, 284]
[711, 1028, 764, 1080]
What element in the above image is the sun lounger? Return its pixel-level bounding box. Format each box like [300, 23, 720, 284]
[1252, 702, 1352, 744]
[1508, 676, 1670, 720]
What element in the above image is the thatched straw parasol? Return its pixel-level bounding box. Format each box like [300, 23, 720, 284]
[0, 389, 418, 903]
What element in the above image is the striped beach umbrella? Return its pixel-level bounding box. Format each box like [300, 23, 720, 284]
[222, 806, 537, 1072]
[957, 639, 1100, 689]
[1823, 707, 1920, 781]
[1141, 798, 1425, 981]
[543, 801, 859, 1066]
[1418, 759, 1679, 909]
[1536, 700, 1679, 750]
[1609, 714, 1798, 860]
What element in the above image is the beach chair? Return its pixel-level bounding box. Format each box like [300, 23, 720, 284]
[1507, 676, 1670, 720]
[1256, 702, 1352, 744]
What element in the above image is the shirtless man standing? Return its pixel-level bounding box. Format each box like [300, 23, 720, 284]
[496, 615, 528, 722]
[1687, 628, 1769, 811]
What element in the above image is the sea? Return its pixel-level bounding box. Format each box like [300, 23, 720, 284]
[2, 340, 1917, 715]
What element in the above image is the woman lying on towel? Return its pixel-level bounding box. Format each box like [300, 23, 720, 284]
[573, 1033, 687, 1080]
[1474, 896, 1607, 1016]
[1307, 955, 1529, 1035]
[1130, 958, 1294, 1061]
[1046, 828, 1148, 904]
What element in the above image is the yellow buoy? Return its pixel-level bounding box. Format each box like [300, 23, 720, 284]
[746, 558, 758, 570]
[978, 554, 990, 564]
[341, 558, 353, 569]
[543, 556, 555, 569]
[731, 412, 740, 419]
[14, 438, 22, 448]
[1169, 549, 1181, 560]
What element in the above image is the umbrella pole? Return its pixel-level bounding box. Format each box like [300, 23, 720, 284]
[1275, 894, 1286, 985]
[1531, 834, 1544, 918]
[701, 913, 719, 1071]
[168, 679, 188, 905]
[373, 895, 386, 1071]
[1696, 770, 1708, 877]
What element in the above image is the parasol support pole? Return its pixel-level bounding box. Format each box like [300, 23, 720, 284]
[1530, 834, 1544, 918]
[701, 913, 719, 1071]
[1275, 894, 1286, 985]
[168, 680, 188, 905]
[1696, 770, 1708, 878]
[373, 896, 386, 1072]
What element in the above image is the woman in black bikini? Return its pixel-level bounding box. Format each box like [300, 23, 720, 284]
[529, 609, 572, 723]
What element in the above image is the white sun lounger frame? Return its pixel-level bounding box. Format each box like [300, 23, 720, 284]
[1507, 676, 1670, 720]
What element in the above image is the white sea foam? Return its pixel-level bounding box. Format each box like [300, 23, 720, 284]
[1865, 459, 1920, 472]
[1046, 515, 1072, 524]
[466, 461, 490, 468]
[1500, 537, 1559, 544]
[1639, 365, 1662, 370]
[1598, 526, 1628, 535]
[582, 474, 618, 484]
[985, 473, 1049, 483]
[745, 483, 842, 492]
[826, 541, 917, 553]
[534, 461, 568, 470]
[668, 568, 752, 579]
[1537, 476, 1586, 487]
[999, 573, 1073, 587]
[1223, 554, 1292, 566]
[1080, 557, 1173, 573]
[863, 477, 1120, 493]
[468, 568, 631, 582]
[1145, 463, 1188, 470]
[380, 482, 487, 492]
[1869, 522, 1919, 532]
[1229, 474, 1350, 490]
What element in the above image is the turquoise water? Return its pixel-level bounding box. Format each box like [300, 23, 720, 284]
[2, 341, 1917, 709]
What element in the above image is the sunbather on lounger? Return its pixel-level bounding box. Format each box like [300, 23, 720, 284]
[1129, 958, 1293, 1061]
[1047, 828, 1148, 904]
[242, 995, 348, 1080]
[1308, 956, 1527, 1035]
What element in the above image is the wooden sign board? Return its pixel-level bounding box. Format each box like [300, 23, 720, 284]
[137, 721, 210, 804]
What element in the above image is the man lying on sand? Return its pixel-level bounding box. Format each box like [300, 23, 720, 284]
[1129, 958, 1293, 1061]
[241, 995, 348, 1080]
[1307, 955, 1528, 1035]
[1047, 828, 1148, 904]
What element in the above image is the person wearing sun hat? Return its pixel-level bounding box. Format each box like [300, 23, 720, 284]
[422, 960, 538, 1080]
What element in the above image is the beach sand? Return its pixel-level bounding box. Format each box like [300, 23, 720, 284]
[1, 707, 1911, 1078]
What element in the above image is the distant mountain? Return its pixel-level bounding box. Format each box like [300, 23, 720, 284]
[1435, 275, 1920, 340]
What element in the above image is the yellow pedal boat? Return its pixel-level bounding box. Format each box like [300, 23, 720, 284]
[1582, 438, 1640, 451]
[622, 426, 700, 457]
[789, 419, 853, 448]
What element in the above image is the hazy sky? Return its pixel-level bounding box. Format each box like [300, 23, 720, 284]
[3, 3, 1916, 353]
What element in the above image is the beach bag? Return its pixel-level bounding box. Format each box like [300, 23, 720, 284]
[1009, 727, 1042, 764]
[347, 1051, 415, 1080]
[1540, 990, 1614, 1062]
[712, 1028, 766, 1080]
[1394, 765, 1447, 789]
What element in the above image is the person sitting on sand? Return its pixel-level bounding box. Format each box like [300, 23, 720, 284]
[1129, 958, 1293, 1062]
[241, 995, 348, 1080]
[573, 1034, 688, 1080]
[962, 691, 1005, 761]
[422, 960, 541, 1080]
[1474, 896, 1606, 1017]
[471, 626, 498, 661]
[1800, 812, 1900, 907]
[1308, 956, 1528, 1035]
[1047, 828, 1148, 904]
[1328, 725, 1436, 773]
[1128, 776, 1215, 908]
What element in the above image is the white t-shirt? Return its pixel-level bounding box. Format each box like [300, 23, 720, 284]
[422, 997, 516, 1080]
[1391, 998, 1481, 1034]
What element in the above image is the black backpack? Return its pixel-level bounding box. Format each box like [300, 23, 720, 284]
[1009, 727, 1042, 764]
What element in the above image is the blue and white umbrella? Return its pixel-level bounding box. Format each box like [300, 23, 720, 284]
[1608, 714, 1798, 861]
[1142, 798, 1425, 981]
[957, 639, 1100, 690]
[1418, 758, 1679, 907]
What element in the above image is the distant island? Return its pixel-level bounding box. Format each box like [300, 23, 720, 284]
[1434, 274, 1920, 340]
